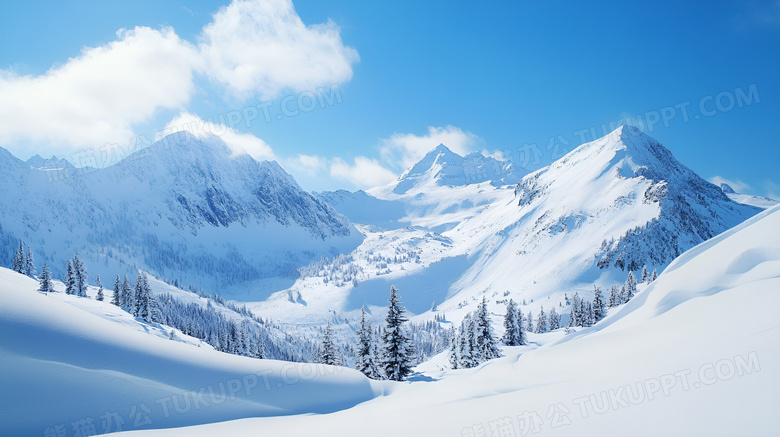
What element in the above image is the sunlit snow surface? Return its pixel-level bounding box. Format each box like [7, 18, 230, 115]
[114, 205, 779, 436]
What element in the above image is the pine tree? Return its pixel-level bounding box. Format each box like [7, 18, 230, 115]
[624, 271, 637, 301]
[466, 317, 478, 367]
[651, 269, 658, 282]
[24, 247, 35, 277]
[457, 319, 473, 368]
[593, 285, 606, 321]
[134, 272, 145, 317]
[608, 284, 620, 307]
[38, 263, 52, 293]
[475, 297, 501, 361]
[570, 293, 581, 327]
[549, 306, 560, 330]
[502, 299, 521, 346]
[516, 308, 527, 345]
[12, 240, 25, 274]
[448, 328, 460, 369]
[111, 275, 121, 307]
[641, 265, 649, 283]
[96, 275, 104, 301]
[72, 255, 87, 297]
[526, 311, 534, 333]
[147, 281, 160, 323]
[582, 301, 594, 327]
[356, 306, 380, 378]
[65, 260, 75, 295]
[382, 286, 413, 381]
[536, 306, 548, 333]
[320, 323, 338, 365]
[121, 275, 133, 313]
[135, 272, 156, 322]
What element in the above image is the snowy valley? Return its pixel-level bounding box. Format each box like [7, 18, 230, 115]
[1, 125, 778, 436]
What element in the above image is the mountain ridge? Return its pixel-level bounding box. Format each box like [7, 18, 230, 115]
[0, 132, 362, 296]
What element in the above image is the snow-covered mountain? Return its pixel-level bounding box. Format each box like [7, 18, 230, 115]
[719, 182, 778, 209]
[0, 132, 361, 298]
[386, 143, 526, 194]
[270, 126, 761, 325]
[319, 144, 526, 232]
[437, 125, 761, 315]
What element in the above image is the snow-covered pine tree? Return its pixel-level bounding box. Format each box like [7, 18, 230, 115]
[12, 240, 25, 274]
[582, 301, 594, 327]
[608, 284, 620, 307]
[371, 327, 384, 378]
[38, 263, 52, 293]
[111, 275, 121, 306]
[136, 272, 157, 322]
[641, 265, 649, 283]
[319, 323, 338, 365]
[448, 327, 460, 369]
[135, 272, 147, 318]
[593, 285, 606, 322]
[651, 269, 658, 282]
[624, 271, 637, 301]
[146, 278, 160, 323]
[65, 260, 75, 295]
[536, 306, 548, 333]
[457, 327, 470, 368]
[252, 334, 265, 359]
[502, 299, 521, 346]
[96, 275, 104, 301]
[476, 297, 501, 361]
[73, 255, 87, 297]
[570, 293, 581, 327]
[121, 275, 133, 313]
[382, 286, 413, 381]
[356, 306, 380, 378]
[466, 317, 478, 367]
[516, 307, 527, 345]
[24, 247, 35, 277]
[549, 306, 560, 330]
[526, 311, 534, 333]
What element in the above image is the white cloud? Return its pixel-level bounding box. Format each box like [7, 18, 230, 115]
[162, 112, 276, 161]
[199, 0, 359, 100]
[0, 0, 358, 157]
[285, 154, 327, 176]
[330, 156, 397, 189]
[0, 26, 198, 155]
[708, 176, 752, 194]
[380, 125, 480, 170]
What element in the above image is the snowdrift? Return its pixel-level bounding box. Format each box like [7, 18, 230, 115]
[0, 273, 380, 436]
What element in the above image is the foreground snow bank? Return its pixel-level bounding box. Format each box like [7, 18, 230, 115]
[0, 273, 381, 436]
[119, 206, 780, 436]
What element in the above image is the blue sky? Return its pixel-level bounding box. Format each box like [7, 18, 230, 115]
[1, 0, 778, 196]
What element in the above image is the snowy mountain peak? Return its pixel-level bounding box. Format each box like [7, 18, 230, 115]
[385, 143, 527, 195]
[510, 124, 760, 274]
[398, 143, 461, 180]
[720, 183, 736, 194]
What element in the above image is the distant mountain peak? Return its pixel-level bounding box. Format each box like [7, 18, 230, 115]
[720, 183, 736, 194]
[384, 143, 527, 195]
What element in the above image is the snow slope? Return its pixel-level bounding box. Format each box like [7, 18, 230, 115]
[115, 205, 780, 437]
[0, 270, 382, 436]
